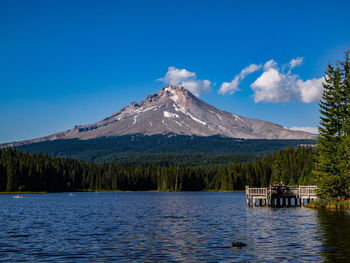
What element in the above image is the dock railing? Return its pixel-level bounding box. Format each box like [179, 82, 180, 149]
[288, 186, 299, 196]
[245, 185, 318, 207]
[298, 185, 318, 198]
[245, 186, 268, 199]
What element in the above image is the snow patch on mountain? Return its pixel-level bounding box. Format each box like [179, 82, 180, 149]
[164, 111, 179, 118]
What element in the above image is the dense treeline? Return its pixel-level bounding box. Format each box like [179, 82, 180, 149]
[110, 153, 265, 167]
[0, 147, 315, 192]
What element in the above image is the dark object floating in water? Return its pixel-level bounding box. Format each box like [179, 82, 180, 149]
[232, 242, 247, 247]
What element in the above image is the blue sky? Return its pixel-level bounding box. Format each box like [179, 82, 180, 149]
[1, 0, 350, 143]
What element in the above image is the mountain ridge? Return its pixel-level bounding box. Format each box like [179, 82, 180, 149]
[1, 85, 316, 148]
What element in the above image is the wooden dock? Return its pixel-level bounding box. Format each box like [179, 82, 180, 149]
[245, 185, 318, 207]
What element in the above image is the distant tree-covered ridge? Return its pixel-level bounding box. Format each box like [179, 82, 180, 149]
[14, 133, 316, 163]
[0, 146, 315, 192]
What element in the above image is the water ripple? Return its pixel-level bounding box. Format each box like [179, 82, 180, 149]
[0, 192, 349, 262]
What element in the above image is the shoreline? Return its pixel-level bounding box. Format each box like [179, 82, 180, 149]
[0, 190, 245, 194]
[0, 191, 48, 194]
[306, 199, 350, 210]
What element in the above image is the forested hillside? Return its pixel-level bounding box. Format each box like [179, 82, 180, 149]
[0, 147, 315, 192]
[14, 134, 316, 163]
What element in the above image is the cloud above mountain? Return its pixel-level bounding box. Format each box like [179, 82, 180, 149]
[251, 58, 324, 103]
[288, 57, 303, 72]
[220, 58, 324, 103]
[218, 64, 261, 95]
[158, 67, 211, 97]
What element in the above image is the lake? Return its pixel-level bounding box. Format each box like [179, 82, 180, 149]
[1, 192, 349, 262]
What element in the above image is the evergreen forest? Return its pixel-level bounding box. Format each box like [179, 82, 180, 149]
[15, 134, 315, 163]
[0, 146, 315, 193]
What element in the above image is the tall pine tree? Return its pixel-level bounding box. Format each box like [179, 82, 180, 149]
[315, 52, 350, 199]
[338, 51, 350, 194]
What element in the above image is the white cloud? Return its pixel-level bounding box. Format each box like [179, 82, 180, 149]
[181, 79, 211, 97]
[298, 77, 324, 103]
[289, 57, 303, 69]
[251, 67, 300, 103]
[158, 67, 195, 85]
[289, 126, 319, 134]
[288, 57, 303, 74]
[158, 67, 211, 97]
[240, 64, 262, 78]
[218, 63, 261, 95]
[263, 59, 277, 71]
[250, 57, 324, 103]
[218, 76, 240, 95]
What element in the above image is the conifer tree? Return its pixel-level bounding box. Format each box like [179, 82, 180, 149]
[6, 154, 18, 192]
[338, 51, 350, 193]
[315, 53, 350, 199]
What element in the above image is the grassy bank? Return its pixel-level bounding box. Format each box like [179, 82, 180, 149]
[307, 199, 350, 209]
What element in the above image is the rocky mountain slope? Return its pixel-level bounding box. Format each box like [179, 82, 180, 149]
[2, 85, 316, 147]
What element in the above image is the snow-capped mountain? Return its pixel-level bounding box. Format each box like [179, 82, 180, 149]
[2, 85, 316, 147]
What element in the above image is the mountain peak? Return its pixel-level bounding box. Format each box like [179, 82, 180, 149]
[161, 85, 184, 92]
[159, 85, 194, 98]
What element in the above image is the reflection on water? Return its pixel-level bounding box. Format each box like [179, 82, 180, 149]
[316, 209, 350, 262]
[0, 192, 348, 262]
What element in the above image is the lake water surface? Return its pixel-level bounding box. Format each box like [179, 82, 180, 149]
[1, 192, 349, 262]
